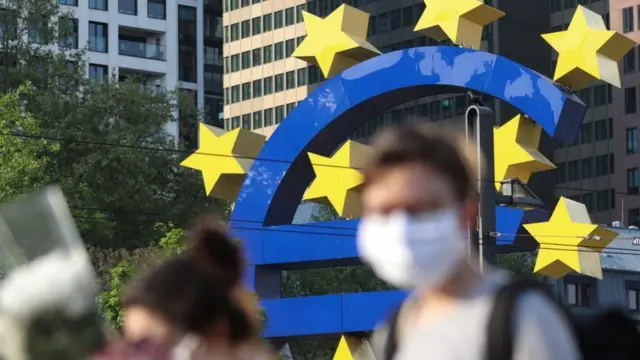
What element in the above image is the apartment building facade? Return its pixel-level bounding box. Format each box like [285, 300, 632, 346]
[58, 0, 223, 145]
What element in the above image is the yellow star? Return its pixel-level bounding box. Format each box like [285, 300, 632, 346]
[292, 4, 381, 79]
[524, 197, 618, 279]
[333, 335, 375, 360]
[493, 115, 555, 191]
[542, 5, 636, 90]
[180, 123, 265, 201]
[414, 0, 504, 49]
[303, 140, 371, 218]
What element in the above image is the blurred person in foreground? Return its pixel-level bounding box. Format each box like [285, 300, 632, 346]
[358, 126, 579, 360]
[113, 220, 270, 360]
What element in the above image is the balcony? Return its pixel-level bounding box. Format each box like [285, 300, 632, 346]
[119, 39, 165, 60]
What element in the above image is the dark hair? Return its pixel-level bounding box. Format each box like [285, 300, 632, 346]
[122, 221, 257, 344]
[363, 125, 479, 202]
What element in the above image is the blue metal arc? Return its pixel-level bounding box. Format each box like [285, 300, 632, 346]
[229, 46, 587, 339]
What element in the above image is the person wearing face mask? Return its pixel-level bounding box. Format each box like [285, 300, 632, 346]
[119, 219, 271, 360]
[358, 126, 580, 360]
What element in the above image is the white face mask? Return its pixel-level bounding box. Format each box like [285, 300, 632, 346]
[357, 209, 466, 289]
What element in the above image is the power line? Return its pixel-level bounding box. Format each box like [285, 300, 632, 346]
[1, 131, 637, 199]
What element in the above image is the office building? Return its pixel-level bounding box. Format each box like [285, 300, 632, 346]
[609, 0, 640, 226]
[59, 0, 224, 147]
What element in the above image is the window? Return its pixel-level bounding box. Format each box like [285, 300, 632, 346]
[119, 0, 137, 15]
[623, 6, 634, 33]
[581, 158, 593, 179]
[89, 64, 108, 79]
[568, 160, 580, 182]
[274, 10, 283, 29]
[230, 85, 240, 103]
[274, 74, 284, 92]
[263, 45, 273, 63]
[593, 85, 607, 107]
[205, 14, 222, 38]
[378, 12, 390, 33]
[89, 0, 108, 10]
[241, 51, 250, 69]
[286, 102, 295, 115]
[252, 80, 262, 98]
[241, 114, 251, 129]
[241, 20, 250, 38]
[296, 4, 305, 23]
[285, 39, 296, 57]
[242, 82, 251, 101]
[274, 42, 284, 61]
[596, 154, 612, 177]
[253, 111, 263, 130]
[89, 22, 108, 53]
[148, 0, 165, 19]
[264, 108, 274, 126]
[263, 77, 273, 95]
[285, 7, 294, 26]
[208, 47, 224, 66]
[263, 13, 273, 32]
[628, 127, 639, 154]
[580, 122, 593, 144]
[555, 162, 566, 184]
[230, 24, 239, 41]
[403, 6, 414, 27]
[565, 281, 593, 307]
[594, 119, 610, 141]
[286, 71, 295, 90]
[59, 0, 77, 5]
[627, 283, 639, 311]
[297, 68, 307, 86]
[578, 87, 591, 107]
[58, 18, 78, 49]
[625, 86, 637, 114]
[29, 15, 48, 44]
[596, 190, 610, 212]
[630, 208, 640, 226]
[230, 54, 240, 72]
[624, 47, 636, 74]
[231, 116, 240, 130]
[390, 9, 402, 30]
[252, 48, 262, 66]
[275, 105, 285, 123]
[628, 168, 639, 194]
[252, 17, 261, 35]
[582, 192, 594, 213]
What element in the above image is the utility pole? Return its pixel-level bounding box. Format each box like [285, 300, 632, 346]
[465, 94, 497, 271]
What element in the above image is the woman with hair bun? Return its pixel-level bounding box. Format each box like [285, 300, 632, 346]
[119, 220, 268, 359]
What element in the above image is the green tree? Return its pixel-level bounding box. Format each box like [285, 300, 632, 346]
[0, 82, 57, 203]
[0, 0, 225, 249]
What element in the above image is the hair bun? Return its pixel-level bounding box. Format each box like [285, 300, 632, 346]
[187, 220, 243, 287]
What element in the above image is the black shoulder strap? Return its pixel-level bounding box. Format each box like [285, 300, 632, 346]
[486, 279, 550, 360]
[383, 306, 402, 360]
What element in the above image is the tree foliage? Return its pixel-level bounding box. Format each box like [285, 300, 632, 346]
[0, 0, 226, 250]
[0, 82, 57, 203]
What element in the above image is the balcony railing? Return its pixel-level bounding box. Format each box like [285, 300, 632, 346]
[118, 40, 165, 61]
[148, 2, 165, 19]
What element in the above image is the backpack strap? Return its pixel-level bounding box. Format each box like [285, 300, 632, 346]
[383, 306, 402, 360]
[486, 279, 549, 360]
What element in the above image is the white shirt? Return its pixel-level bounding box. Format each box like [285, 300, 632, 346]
[372, 271, 580, 360]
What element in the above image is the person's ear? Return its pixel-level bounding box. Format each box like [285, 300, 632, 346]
[459, 201, 478, 228]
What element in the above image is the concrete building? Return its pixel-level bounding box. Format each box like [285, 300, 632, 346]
[222, 0, 640, 224]
[609, 0, 640, 227]
[547, 227, 640, 324]
[59, 0, 224, 146]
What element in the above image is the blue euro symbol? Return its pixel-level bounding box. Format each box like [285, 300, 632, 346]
[229, 47, 587, 340]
